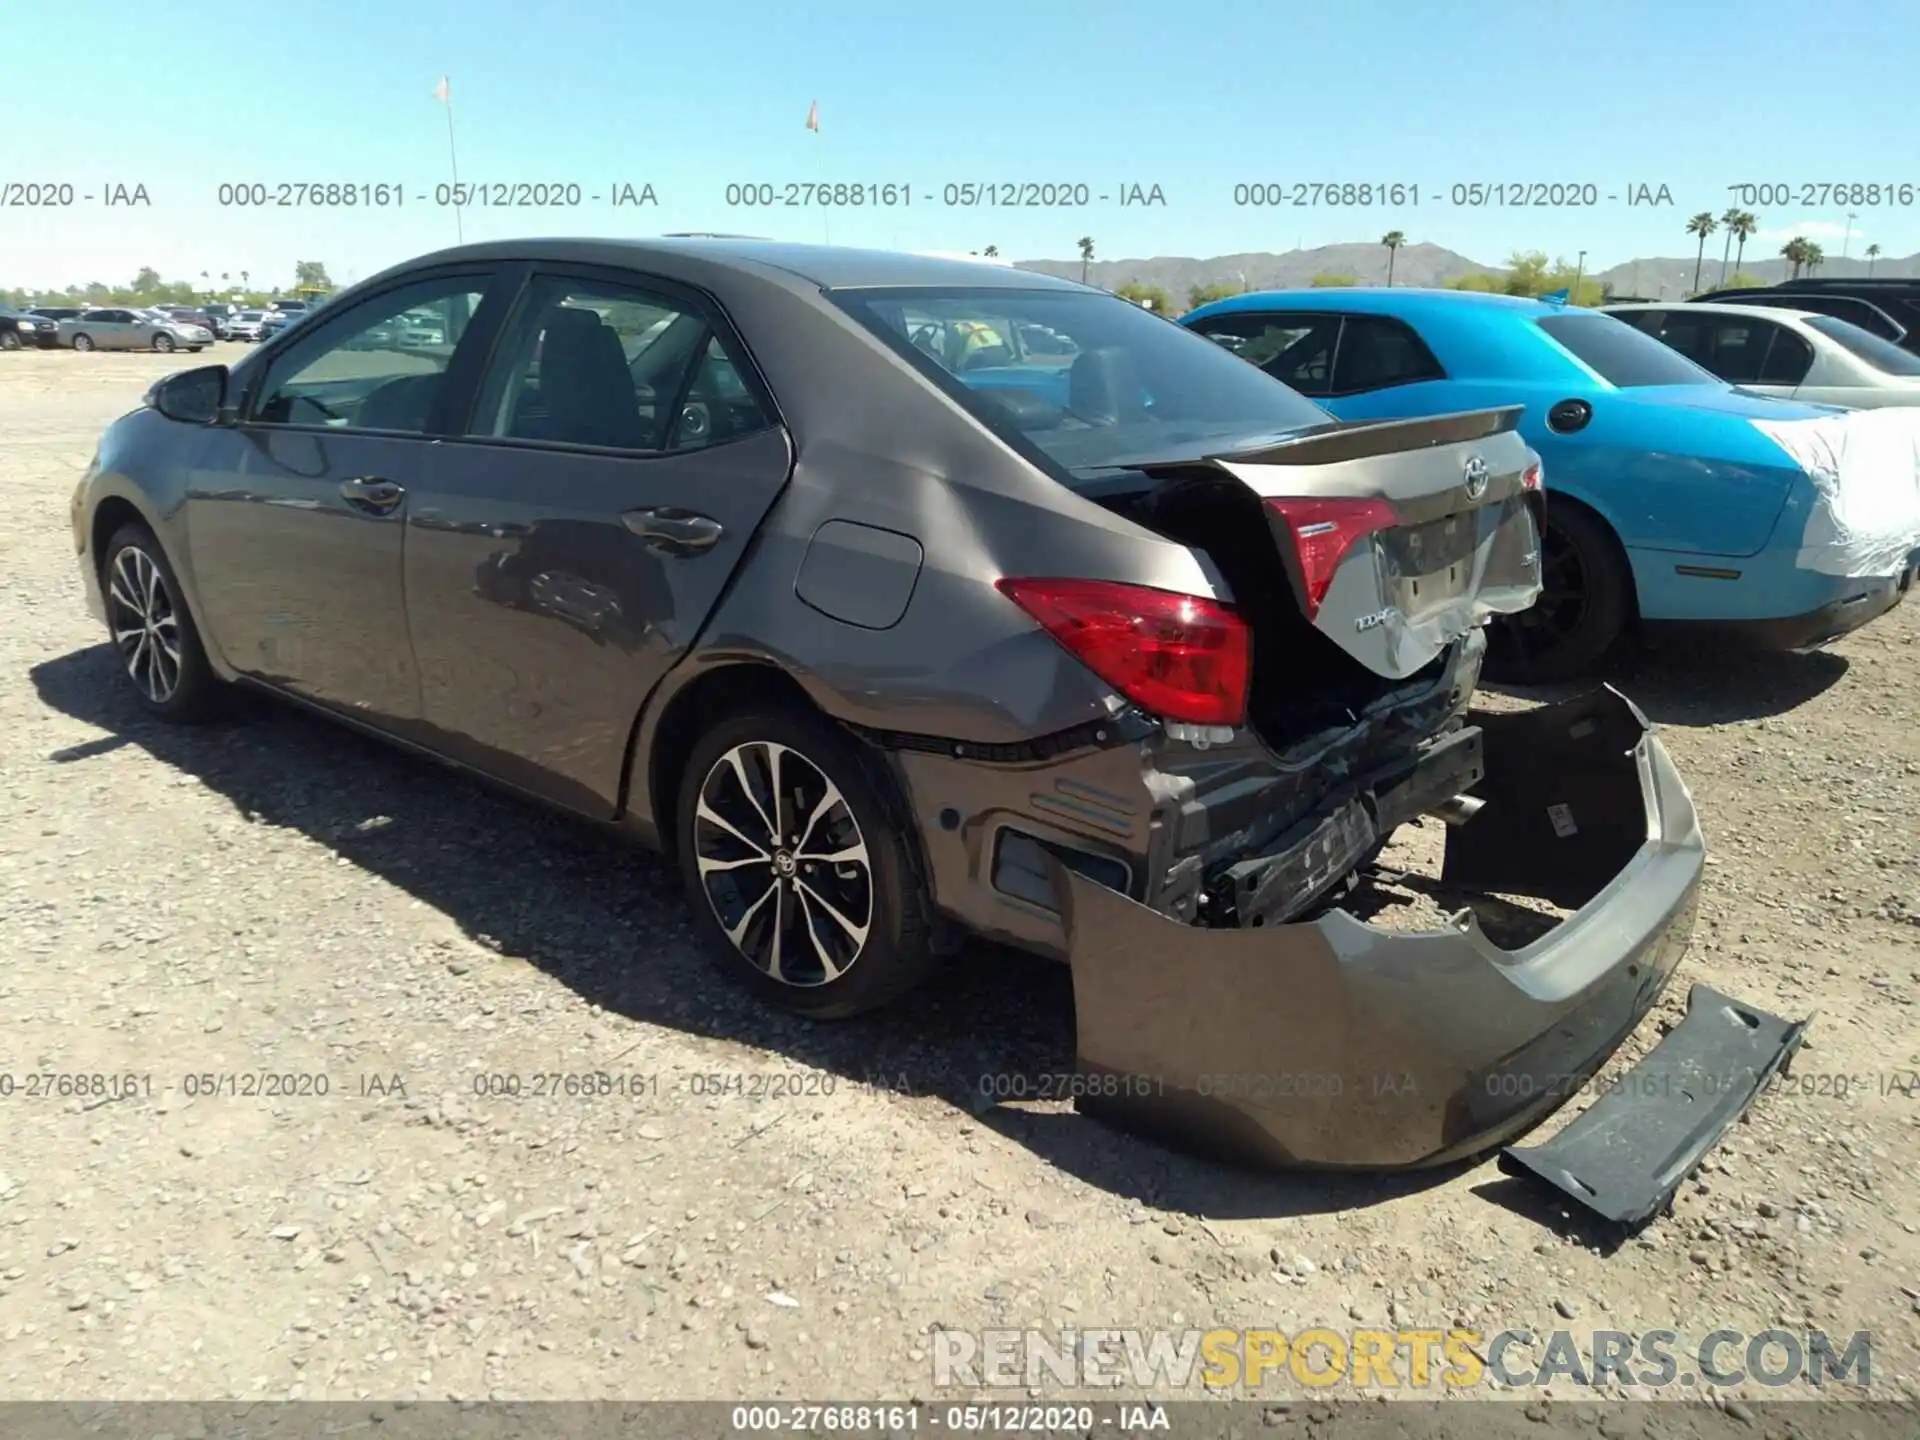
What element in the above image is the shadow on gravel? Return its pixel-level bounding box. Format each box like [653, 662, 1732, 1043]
[1466, 1175, 1632, 1258]
[33, 644, 1448, 1222]
[1483, 645, 1849, 727]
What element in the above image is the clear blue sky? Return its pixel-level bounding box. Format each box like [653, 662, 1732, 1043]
[4, 0, 1914, 291]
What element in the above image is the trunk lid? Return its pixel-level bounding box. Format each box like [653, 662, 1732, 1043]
[1139, 407, 1544, 682]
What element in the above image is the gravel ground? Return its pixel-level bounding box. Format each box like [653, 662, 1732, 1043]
[1, 350, 1917, 1415]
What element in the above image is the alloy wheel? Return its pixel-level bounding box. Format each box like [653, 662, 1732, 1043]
[154, 334, 175, 352]
[106, 545, 182, 704]
[692, 741, 873, 987]
[73, 335, 93, 352]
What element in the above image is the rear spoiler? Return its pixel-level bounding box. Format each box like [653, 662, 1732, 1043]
[1189, 406, 1527, 469]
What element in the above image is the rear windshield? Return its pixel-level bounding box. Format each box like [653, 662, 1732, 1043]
[830, 286, 1334, 475]
[1536, 312, 1718, 388]
[1804, 315, 1920, 375]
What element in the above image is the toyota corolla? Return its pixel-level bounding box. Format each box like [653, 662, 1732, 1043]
[67, 239, 1802, 1218]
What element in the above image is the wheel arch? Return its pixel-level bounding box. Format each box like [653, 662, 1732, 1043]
[91, 494, 159, 582]
[1540, 485, 1642, 625]
[90, 489, 234, 676]
[631, 658, 942, 939]
[632, 661, 834, 863]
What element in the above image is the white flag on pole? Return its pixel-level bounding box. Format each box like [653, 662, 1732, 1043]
[432, 76, 450, 103]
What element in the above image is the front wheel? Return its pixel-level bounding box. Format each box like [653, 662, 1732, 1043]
[0, 330, 20, 351]
[153, 333, 176, 352]
[72, 334, 94, 352]
[676, 706, 937, 1019]
[1484, 503, 1633, 682]
[100, 523, 225, 721]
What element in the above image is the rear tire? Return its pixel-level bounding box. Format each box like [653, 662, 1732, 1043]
[100, 523, 225, 722]
[676, 704, 938, 1019]
[72, 334, 94, 352]
[1484, 502, 1633, 683]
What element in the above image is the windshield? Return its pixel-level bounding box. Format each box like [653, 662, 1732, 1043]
[1537, 312, 1720, 388]
[831, 286, 1333, 475]
[1804, 315, 1920, 376]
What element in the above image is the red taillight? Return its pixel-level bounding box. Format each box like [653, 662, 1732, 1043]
[1263, 496, 1398, 619]
[1522, 461, 1542, 490]
[995, 577, 1250, 726]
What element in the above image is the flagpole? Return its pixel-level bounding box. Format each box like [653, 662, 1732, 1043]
[437, 77, 464, 244]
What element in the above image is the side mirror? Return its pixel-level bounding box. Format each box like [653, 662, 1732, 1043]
[148, 364, 230, 425]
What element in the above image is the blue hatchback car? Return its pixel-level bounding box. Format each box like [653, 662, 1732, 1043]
[1181, 289, 1920, 679]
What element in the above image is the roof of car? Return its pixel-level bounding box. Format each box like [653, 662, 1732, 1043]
[387, 237, 1089, 292]
[1186, 287, 1563, 322]
[1762, 277, 1920, 289]
[1604, 301, 1828, 324]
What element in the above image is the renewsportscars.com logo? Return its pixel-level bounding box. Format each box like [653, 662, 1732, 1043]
[931, 1327, 1874, 1393]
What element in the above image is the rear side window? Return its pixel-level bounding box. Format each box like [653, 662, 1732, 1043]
[1536, 313, 1717, 387]
[1756, 326, 1814, 385]
[468, 274, 773, 453]
[1186, 312, 1340, 395]
[1329, 315, 1445, 393]
[1805, 315, 1920, 375]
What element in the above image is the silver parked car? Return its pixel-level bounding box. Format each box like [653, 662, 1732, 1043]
[64, 307, 212, 353]
[226, 309, 268, 342]
[1605, 302, 1920, 409]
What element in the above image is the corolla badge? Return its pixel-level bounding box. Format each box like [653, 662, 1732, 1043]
[1462, 454, 1490, 500]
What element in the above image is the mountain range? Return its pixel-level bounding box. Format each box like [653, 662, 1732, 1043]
[1013, 243, 1919, 299]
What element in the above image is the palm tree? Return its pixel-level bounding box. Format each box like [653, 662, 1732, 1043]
[1685, 212, 1717, 294]
[1716, 207, 1741, 286]
[1781, 237, 1811, 280]
[1381, 230, 1405, 286]
[1865, 243, 1882, 277]
[1076, 236, 1095, 285]
[983, 245, 999, 258]
[240, 269, 251, 292]
[1728, 211, 1757, 279]
[1803, 241, 1824, 276]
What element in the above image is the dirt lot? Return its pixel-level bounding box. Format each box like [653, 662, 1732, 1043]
[1, 349, 1917, 1417]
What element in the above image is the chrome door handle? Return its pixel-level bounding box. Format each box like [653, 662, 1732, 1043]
[340, 477, 405, 514]
[622, 506, 724, 554]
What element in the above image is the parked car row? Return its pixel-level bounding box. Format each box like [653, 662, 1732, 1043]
[1685, 277, 1920, 355]
[70, 237, 1808, 1215]
[1180, 283, 1920, 680]
[1, 297, 330, 353]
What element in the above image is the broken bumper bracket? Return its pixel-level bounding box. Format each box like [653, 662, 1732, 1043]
[1498, 984, 1809, 1228]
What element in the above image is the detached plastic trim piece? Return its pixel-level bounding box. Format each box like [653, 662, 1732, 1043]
[1498, 984, 1809, 1229]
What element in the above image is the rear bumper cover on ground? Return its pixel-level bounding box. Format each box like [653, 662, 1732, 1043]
[1049, 686, 1799, 1192]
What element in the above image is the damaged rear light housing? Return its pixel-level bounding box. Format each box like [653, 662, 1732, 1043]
[1522, 461, 1543, 490]
[996, 576, 1250, 726]
[1264, 496, 1399, 619]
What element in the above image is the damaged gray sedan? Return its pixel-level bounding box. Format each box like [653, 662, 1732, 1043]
[70, 239, 1802, 1217]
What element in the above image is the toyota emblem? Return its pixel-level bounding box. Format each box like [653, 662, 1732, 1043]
[1462, 455, 1489, 500]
